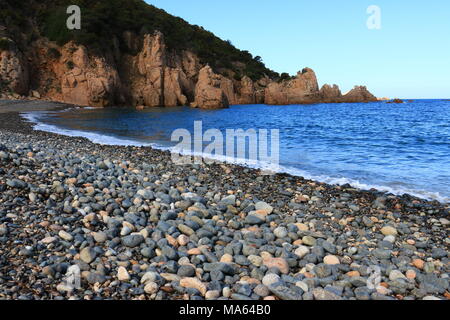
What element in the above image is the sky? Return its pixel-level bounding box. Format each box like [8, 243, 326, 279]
[146, 0, 450, 99]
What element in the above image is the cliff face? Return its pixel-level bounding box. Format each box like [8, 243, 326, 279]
[0, 30, 377, 108]
[58, 44, 121, 107]
[0, 39, 29, 96]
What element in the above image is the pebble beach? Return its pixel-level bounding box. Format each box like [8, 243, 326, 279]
[0, 101, 448, 300]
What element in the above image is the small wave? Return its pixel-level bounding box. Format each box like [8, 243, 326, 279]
[22, 112, 155, 147]
[276, 166, 449, 203]
[21, 111, 450, 203]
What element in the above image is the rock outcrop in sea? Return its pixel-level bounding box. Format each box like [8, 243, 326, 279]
[0, 30, 377, 109]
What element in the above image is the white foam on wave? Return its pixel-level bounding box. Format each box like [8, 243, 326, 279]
[148, 144, 450, 203]
[21, 111, 450, 203]
[276, 165, 450, 203]
[22, 111, 154, 147]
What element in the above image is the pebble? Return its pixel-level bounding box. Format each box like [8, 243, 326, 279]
[93, 231, 107, 243]
[140, 272, 159, 284]
[56, 283, 74, 293]
[117, 266, 130, 281]
[268, 284, 303, 300]
[177, 234, 189, 246]
[80, 247, 97, 264]
[58, 230, 73, 241]
[0, 127, 448, 301]
[220, 254, 233, 263]
[323, 255, 340, 265]
[423, 296, 441, 301]
[312, 288, 342, 300]
[406, 270, 416, 279]
[144, 282, 159, 294]
[412, 259, 425, 270]
[383, 235, 396, 243]
[262, 257, 290, 274]
[222, 287, 231, 298]
[41, 236, 57, 244]
[122, 234, 144, 248]
[177, 265, 196, 277]
[29, 192, 37, 202]
[346, 271, 360, 277]
[178, 224, 195, 236]
[254, 201, 273, 214]
[294, 245, 310, 258]
[274, 227, 288, 238]
[248, 255, 263, 267]
[389, 270, 407, 281]
[295, 223, 309, 231]
[295, 281, 309, 292]
[180, 277, 207, 296]
[262, 274, 281, 287]
[6, 179, 27, 189]
[381, 226, 398, 236]
[254, 284, 270, 297]
[205, 290, 220, 300]
[0, 224, 7, 236]
[302, 236, 316, 246]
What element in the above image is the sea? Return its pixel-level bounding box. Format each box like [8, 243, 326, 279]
[22, 99, 450, 203]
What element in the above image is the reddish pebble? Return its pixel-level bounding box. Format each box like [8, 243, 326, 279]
[406, 270, 416, 279]
[412, 259, 425, 270]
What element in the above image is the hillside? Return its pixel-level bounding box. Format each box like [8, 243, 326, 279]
[1, 0, 278, 81]
[0, 0, 377, 108]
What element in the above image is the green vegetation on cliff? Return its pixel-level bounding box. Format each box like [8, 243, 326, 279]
[1, 0, 279, 81]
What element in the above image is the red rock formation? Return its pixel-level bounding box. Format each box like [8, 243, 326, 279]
[238, 76, 256, 104]
[193, 65, 229, 109]
[57, 44, 120, 107]
[0, 30, 378, 108]
[264, 68, 320, 105]
[320, 84, 342, 102]
[0, 38, 29, 95]
[340, 86, 377, 103]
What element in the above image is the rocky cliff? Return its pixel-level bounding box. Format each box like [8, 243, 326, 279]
[0, 2, 377, 109]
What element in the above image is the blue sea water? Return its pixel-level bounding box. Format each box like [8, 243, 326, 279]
[23, 100, 450, 202]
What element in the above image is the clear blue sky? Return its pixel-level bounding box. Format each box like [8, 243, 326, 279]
[146, 0, 450, 99]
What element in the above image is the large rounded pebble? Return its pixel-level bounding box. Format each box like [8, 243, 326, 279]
[302, 236, 316, 246]
[381, 226, 398, 236]
[180, 277, 207, 296]
[262, 273, 281, 287]
[205, 290, 220, 300]
[144, 282, 159, 294]
[294, 245, 310, 258]
[262, 257, 290, 274]
[80, 247, 97, 264]
[118, 266, 130, 281]
[274, 227, 288, 238]
[324, 255, 340, 265]
[58, 230, 73, 241]
[389, 270, 406, 281]
[122, 234, 144, 248]
[93, 231, 107, 243]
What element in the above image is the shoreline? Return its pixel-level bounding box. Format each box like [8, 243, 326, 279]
[5, 99, 450, 204]
[0, 100, 448, 300]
